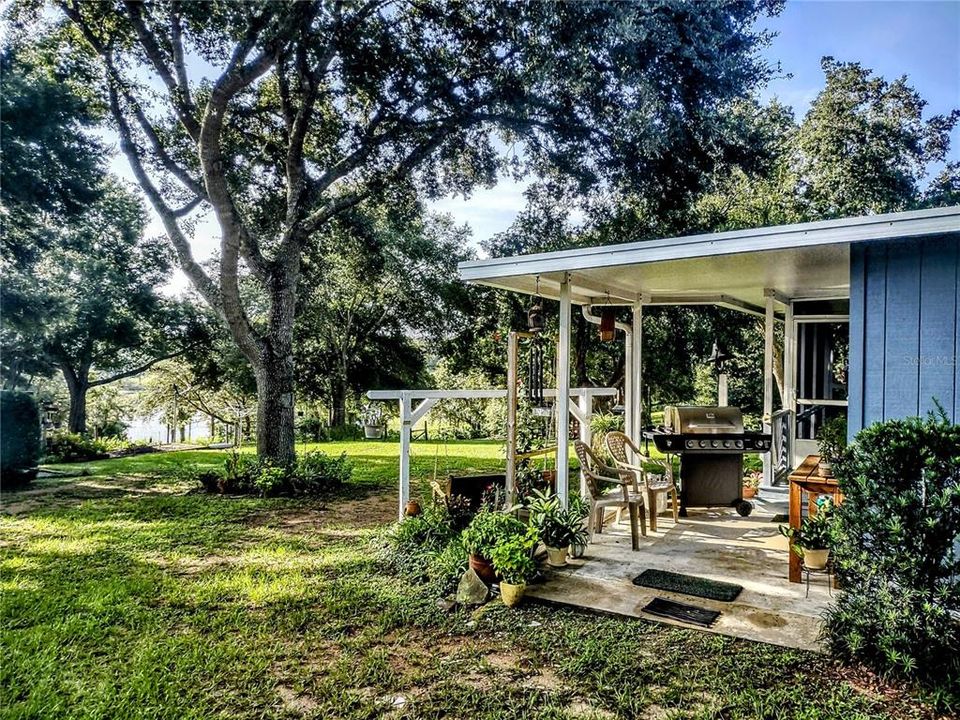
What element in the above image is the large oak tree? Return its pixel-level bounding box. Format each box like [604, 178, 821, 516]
[49, 0, 781, 463]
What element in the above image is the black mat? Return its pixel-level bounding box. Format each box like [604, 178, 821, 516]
[642, 597, 721, 627]
[632, 568, 743, 602]
[771, 513, 789, 523]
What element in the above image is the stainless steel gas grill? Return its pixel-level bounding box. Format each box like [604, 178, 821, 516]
[648, 406, 771, 516]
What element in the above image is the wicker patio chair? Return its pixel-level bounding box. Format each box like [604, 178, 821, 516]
[605, 431, 679, 532]
[573, 440, 645, 551]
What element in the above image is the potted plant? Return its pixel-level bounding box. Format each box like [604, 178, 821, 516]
[490, 527, 539, 607]
[742, 471, 761, 499]
[461, 510, 527, 584]
[816, 416, 847, 477]
[568, 493, 590, 558]
[527, 489, 588, 567]
[779, 497, 834, 570]
[361, 403, 386, 439]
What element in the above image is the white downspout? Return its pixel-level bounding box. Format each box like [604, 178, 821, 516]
[582, 306, 634, 439]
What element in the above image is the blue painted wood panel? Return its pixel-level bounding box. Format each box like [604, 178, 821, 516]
[848, 234, 960, 433]
[861, 244, 887, 424]
[918, 237, 958, 418]
[883, 241, 921, 418]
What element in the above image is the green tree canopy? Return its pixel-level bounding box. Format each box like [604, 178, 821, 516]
[48, 0, 782, 462]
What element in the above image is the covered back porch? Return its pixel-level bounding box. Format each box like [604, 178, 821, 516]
[457, 206, 959, 645]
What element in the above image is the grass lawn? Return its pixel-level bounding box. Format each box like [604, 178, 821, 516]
[0, 441, 942, 719]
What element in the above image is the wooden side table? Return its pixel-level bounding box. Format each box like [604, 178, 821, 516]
[788, 455, 844, 583]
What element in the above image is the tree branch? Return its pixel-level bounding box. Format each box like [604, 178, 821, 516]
[88, 348, 192, 388]
[123, 0, 201, 140]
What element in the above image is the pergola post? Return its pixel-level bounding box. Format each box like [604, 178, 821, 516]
[555, 275, 572, 507]
[631, 301, 643, 445]
[762, 290, 776, 487]
[783, 300, 796, 471]
[398, 395, 412, 519]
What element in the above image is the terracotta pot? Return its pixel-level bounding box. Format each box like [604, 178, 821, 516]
[500, 581, 526, 608]
[469, 553, 497, 585]
[404, 499, 422, 517]
[546, 545, 569, 567]
[742, 486, 757, 499]
[803, 548, 830, 571]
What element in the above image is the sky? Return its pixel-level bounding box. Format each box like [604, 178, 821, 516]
[432, 0, 960, 244]
[91, 0, 959, 293]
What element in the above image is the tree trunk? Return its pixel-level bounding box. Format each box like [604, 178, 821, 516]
[61, 363, 90, 435]
[329, 366, 348, 428]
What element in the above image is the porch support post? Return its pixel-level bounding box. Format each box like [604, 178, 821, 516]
[631, 301, 643, 445]
[624, 330, 633, 441]
[556, 275, 572, 507]
[398, 395, 412, 520]
[783, 301, 796, 470]
[506, 331, 519, 506]
[762, 290, 776, 488]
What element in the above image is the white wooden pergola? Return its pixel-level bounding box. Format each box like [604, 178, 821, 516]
[367, 386, 616, 519]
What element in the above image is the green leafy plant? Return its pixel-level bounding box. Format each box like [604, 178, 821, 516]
[490, 527, 539, 585]
[779, 496, 834, 553]
[254, 463, 287, 497]
[824, 411, 960, 690]
[742, 471, 761, 490]
[527, 489, 589, 550]
[461, 509, 526, 559]
[43, 431, 109, 464]
[1, 390, 40, 487]
[292, 451, 352, 493]
[816, 416, 847, 462]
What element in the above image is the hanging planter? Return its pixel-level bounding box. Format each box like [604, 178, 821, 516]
[599, 307, 616, 342]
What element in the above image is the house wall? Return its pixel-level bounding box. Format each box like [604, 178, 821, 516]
[848, 234, 960, 437]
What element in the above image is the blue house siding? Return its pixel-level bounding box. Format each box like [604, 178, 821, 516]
[848, 235, 960, 437]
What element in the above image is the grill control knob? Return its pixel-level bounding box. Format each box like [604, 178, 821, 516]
[735, 440, 743, 449]
[686, 440, 695, 449]
[699, 440, 708, 448]
[711, 440, 720, 448]
[723, 440, 732, 448]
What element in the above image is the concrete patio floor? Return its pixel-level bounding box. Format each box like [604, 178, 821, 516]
[527, 487, 834, 652]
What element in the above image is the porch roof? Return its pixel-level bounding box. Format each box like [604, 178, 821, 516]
[458, 205, 960, 310]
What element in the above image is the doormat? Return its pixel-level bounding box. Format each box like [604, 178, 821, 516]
[771, 513, 789, 523]
[642, 597, 721, 628]
[632, 568, 743, 602]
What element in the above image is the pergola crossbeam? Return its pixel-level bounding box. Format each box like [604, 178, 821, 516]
[367, 386, 616, 518]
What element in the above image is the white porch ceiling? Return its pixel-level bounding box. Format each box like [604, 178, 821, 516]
[459, 205, 960, 310]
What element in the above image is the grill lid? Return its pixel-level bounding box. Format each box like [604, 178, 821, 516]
[664, 406, 744, 435]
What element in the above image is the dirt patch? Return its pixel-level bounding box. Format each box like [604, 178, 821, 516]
[276, 684, 319, 715]
[566, 700, 619, 719]
[1, 476, 188, 515]
[243, 492, 396, 535]
[521, 666, 564, 691]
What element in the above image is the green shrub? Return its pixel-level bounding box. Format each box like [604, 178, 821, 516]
[825, 411, 960, 691]
[292, 451, 351, 493]
[254, 462, 287, 497]
[44, 432, 109, 463]
[425, 535, 468, 596]
[385, 503, 460, 580]
[461, 509, 526, 559]
[1, 390, 41, 488]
